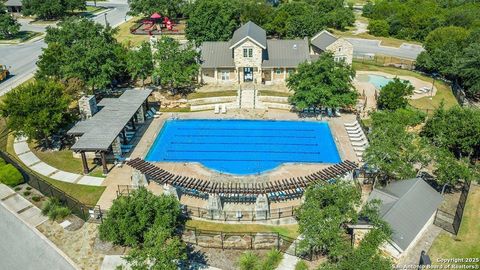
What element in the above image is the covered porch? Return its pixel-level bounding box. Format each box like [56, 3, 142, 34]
[261, 67, 296, 85]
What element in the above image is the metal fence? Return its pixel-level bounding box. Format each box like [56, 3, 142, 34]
[182, 226, 315, 260]
[117, 185, 299, 222]
[434, 181, 471, 235]
[353, 54, 416, 70]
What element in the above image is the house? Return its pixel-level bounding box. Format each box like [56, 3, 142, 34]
[199, 21, 353, 85]
[364, 178, 443, 258]
[4, 0, 22, 13]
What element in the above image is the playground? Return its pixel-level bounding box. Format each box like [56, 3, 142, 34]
[129, 12, 185, 36]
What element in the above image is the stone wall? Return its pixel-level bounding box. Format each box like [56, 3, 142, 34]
[188, 96, 237, 105]
[182, 230, 283, 250]
[326, 38, 353, 65]
[190, 102, 238, 111]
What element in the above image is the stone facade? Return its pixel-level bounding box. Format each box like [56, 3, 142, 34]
[326, 38, 354, 65]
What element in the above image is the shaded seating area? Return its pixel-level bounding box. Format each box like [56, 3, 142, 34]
[67, 89, 153, 175]
[126, 158, 358, 202]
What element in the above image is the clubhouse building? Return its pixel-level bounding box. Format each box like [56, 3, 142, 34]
[199, 21, 353, 85]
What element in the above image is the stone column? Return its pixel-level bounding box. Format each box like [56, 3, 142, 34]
[111, 136, 122, 156]
[136, 106, 145, 124]
[255, 194, 269, 220]
[163, 184, 180, 200]
[207, 194, 223, 219]
[283, 68, 287, 81]
[271, 69, 274, 84]
[132, 169, 148, 187]
[214, 68, 218, 84]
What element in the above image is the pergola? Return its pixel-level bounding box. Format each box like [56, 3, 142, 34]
[67, 89, 152, 174]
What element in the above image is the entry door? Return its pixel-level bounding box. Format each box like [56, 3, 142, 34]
[243, 67, 253, 82]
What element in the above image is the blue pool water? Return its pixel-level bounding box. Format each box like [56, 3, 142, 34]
[145, 120, 341, 175]
[368, 74, 393, 89]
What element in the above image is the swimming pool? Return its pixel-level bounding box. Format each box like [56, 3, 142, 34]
[145, 120, 341, 175]
[358, 74, 393, 89]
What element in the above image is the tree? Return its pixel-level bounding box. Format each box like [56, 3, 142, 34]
[128, 0, 185, 18]
[287, 53, 358, 110]
[239, 0, 274, 27]
[152, 37, 199, 94]
[0, 80, 70, 147]
[99, 188, 181, 247]
[421, 105, 480, 160]
[185, 0, 240, 44]
[454, 42, 480, 100]
[297, 181, 361, 258]
[36, 17, 127, 93]
[364, 109, 429, 181]
[124, 227, 187, 270]
[368, 19, 389, 37]
[126, 41, 154, 87]
[0, 2, 20, 39]
[377, 78, 414, 111]
[265, 2, 322, 38]
[22, 0, 85, 20]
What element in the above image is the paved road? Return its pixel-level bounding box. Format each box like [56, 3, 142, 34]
[0, 0, 130, 95]
[0, 203, 77, 270]
[346, 37, 424, 60]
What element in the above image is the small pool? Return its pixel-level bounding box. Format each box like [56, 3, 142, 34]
[145, 120, 341, 175]
[358, 74, 393, 89]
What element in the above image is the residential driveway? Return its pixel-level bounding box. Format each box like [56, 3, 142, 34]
[346, 38, 424, 60]
[0, 190, 78, 270]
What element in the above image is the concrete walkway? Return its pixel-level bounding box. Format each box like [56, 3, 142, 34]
[13, 136, 104, 186]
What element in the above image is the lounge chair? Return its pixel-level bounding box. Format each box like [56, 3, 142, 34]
[345, 126, 362, 131]
[351, 141, 368, 147]
[353, 146, 367, 152]
[349, 136, 367, 142]
[221, 104, 227, 114]
[355, 151, 364, 157]
[347, 129, 364, 135]
[344, 121, 359, 127]
[145, 111, 152, 119]
[327, 108, 333, 117]
[214, 104, 220, 114]
[150, 107, 162, 115]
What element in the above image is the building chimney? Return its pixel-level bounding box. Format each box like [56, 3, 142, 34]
[78, 95, 98, 120]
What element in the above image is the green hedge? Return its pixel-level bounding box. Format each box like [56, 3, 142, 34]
[0, 158, 24, 187]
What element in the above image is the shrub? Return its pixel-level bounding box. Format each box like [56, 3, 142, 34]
[238, 251, 257, 270]
[23, 191, 31, 196]
[32, 195, 42, 202]
[368, 19, 390, 37]
[26, 186, 32, 190]
[42, 197, 71, 221]
[258, 249, 283, 270]
[0, 164, 24, 187]
[295, 260, 309, 270]
[14, 186, 22, 191]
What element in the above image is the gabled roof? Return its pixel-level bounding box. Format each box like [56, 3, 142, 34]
[200, 42, 235, 68]
[310, 30, 338, 51]
[262, 39, 311, 68]
[229, 21, 267, 49]
[367, 178, 443, 251]
[5, 0, 22, 6]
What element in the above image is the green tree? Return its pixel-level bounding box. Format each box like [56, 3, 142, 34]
[239, 0, 274, 27]
[364, 109, 429, 181]
[287, 53, 358, 110]
[22, 0, 85, 20]
[368, 19, 389, 37]
[454, 42, 480, 100]
[0, 3, 20, 39]
[128, 0, 185, 18]
[185, 0, 240, 44]
[152, 37, 199, 94]
[0, 80, 70, 147]
[99, 188, 181, 247]
[36, 17, 126, 93]
[297, 181, 361, 258]
[124, 227, 187, 270]
[126, 41, 154, 87]
[377, 78, 414, 111]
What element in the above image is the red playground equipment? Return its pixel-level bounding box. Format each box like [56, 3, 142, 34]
[140, 12, 178, 35]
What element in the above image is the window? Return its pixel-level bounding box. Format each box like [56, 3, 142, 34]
[338, 47, 342, 52]
[243, 47, 253, 58]
[221, 71, 229, 81]
[334, 56, 346, 62]
[287, 69, 294, 74]
[275, 69, 282, 74]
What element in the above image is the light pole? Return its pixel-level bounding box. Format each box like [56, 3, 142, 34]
[104, 13, 108, 27]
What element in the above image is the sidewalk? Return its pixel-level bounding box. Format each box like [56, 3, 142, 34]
[13, 136, 104, 186]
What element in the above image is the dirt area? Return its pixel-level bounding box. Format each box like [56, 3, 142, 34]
[189, 245, 269, 270]
[36, 221, 125, 270]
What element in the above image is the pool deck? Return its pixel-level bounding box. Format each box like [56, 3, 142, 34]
[96, 109, 359, 210]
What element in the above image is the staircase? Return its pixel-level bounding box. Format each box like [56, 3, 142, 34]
[238, 84, 257, 109]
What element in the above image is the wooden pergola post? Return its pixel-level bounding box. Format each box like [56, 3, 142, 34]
[80, 151, 89, 174]
[101, 151, 108, 175]
[145, 100, 150, 111]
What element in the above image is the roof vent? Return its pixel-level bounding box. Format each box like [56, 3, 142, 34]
[293, 44, 298, 49]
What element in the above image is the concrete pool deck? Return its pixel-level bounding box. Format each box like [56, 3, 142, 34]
[96, 109, 359, 210]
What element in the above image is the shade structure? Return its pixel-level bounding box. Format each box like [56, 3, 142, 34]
[150, 12, 162, 19]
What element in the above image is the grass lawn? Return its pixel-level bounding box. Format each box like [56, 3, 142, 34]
[160, 106, 191, 113]
[258, 90, 292, 97]
[353, 62, 458, 111]
[186, 219, 299, 239]
[187, 91, 237, 99]
[115, 17, 150, 47]
[429, 184, 480, 262]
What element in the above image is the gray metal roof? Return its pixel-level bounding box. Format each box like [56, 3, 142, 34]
[368, 178, 443, 251]
[310, 30, 338, 51]
[229, 21, 267, 49]
[262, 39, 311, 68]
[67, 89, 152, 151]
[4, 0, 22, 6]
[200, 42, 235, 68]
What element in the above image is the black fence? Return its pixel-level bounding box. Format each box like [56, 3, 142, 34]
[182, 226, 315, 260]
[434, 181, 471, 235]
[353, 54, 416, 70]
[0, 149, 96, 221]
[117, 185, 299, 222]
